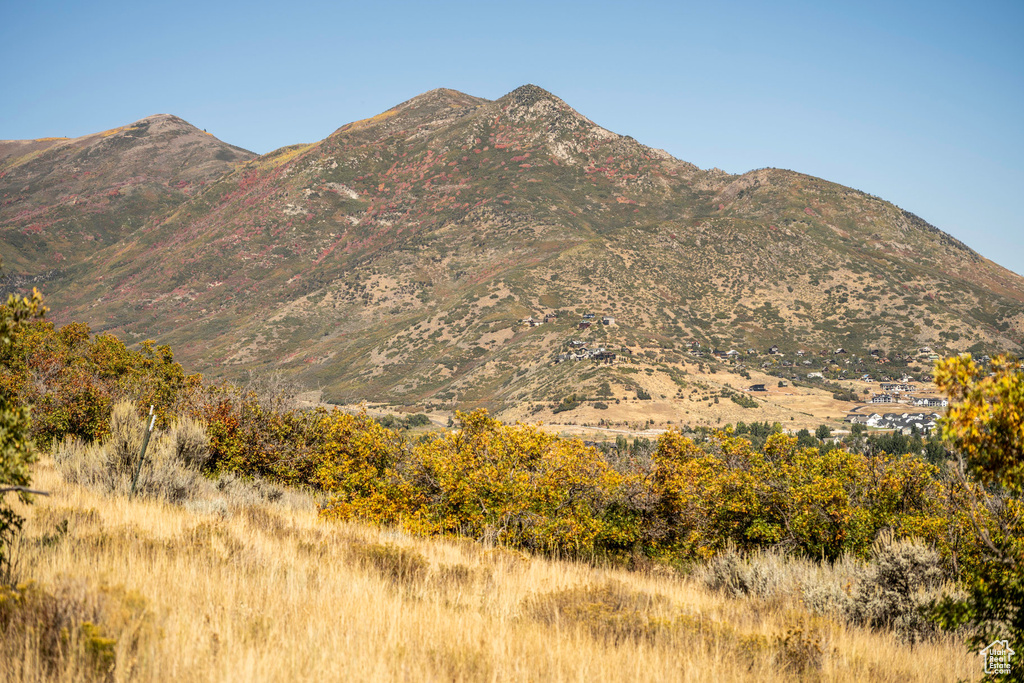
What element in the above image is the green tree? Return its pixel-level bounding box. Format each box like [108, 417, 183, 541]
[932, 354, 1023, 679]
[0, 287, 47, 582]
[795, 428, 817, 449]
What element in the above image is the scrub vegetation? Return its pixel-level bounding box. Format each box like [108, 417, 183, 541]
[0, 310, 1020, 681]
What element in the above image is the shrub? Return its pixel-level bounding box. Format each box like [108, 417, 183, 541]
[165, 416, 211, 470]
[406, 413, 431, 428]
[105, 400, 143, 478]
[311, 411, 407, 523]
[930, 351, 1024, 662]
[202, 386, 328, 484]
[553, 394, 582, 413]
[0, 579, 148, 679]
[850, 531, 947, 642]
[729, 393, 758, 408]
[701, 545, 781, 599]
[0, 288, 46, 583]
[397, 411, 638, 555]
[774, 626, 824, 675]
[832, 389, 858, 402]
[702, 545, 755, 597]
[652, 430, 954, 562]
[349, 542, 427, 586]
[525, 581, 670, 643]
[319, 411, 642, 557]
[53, 401, 211, 504]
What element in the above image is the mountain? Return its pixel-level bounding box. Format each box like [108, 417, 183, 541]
[4, 86, 1023, 411]
[0, 114, 254, 275]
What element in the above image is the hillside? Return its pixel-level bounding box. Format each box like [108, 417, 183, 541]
[6, 456, 975, 682]
[5, 86, 1024, 411]
[0, 114, 254, 275]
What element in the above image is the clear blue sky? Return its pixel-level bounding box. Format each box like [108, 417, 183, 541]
[3, 0, 1022, 275]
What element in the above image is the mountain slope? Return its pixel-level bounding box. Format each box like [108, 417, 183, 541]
[0, 114, 254, 275]
[11, 86, 1024, 408]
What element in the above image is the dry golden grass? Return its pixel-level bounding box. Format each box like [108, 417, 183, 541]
[4, 457, 976, 682]
[501, 360, 854, 434]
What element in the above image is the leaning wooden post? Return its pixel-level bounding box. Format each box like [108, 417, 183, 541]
[131, 406, 156, 496]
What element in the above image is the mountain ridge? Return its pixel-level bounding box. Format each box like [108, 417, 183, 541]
[0, 113, 255, 274]
[3, 86, 1022, 412]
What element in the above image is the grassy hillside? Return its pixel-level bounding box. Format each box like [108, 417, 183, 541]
[2, 313, 1017, 682]
[5, 457, 975, 682]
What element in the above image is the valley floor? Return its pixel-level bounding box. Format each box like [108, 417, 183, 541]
[5, 458, 975, 682]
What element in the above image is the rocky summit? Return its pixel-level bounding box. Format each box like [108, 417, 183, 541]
[2, 85, 1022, 410]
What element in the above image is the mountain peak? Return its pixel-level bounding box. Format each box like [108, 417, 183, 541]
[134, 113, 180, 124]
[0, 112, 255, 273]
[129, 113, 204, 131]
[401, 88, 487, 108]
[501, 84, 559, 108]
[332, 88, 488, 138]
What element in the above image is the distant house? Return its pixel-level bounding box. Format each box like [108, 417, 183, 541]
[747, 348, 758, 355]
[807, 372, 824, 379]
[569, 340, 585, 347]
[578, 321, 592, 330]
[594, 351, 617, 364]
[582, 313, 596, 319]
[749, 384, 767, 392]
[881, 383, 915, 393]
[913, 397, 948, 407]
[544, 313, 558, 322]
[860, 411, 942, 434]
[725, 349, 740, 357]
[872, 394, 894, 404]
[796, 350, 806, 357]
[863, 413, 884, 427]
[768, 345, 780, 355]
[834, 347, 847, 355]
[602, 316, 615, 325]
